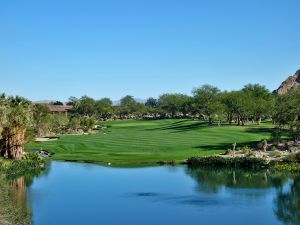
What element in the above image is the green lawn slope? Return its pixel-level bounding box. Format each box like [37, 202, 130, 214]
[26, 119, 273, 165]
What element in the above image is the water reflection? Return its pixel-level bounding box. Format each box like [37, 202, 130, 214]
[0, 175, 31, 225]
[2, 162, 300, 225]
[186, 167, 288, 193]
[275, 176, 300, 225]
[185, 167, 300, 225]
[0, 163, 47, 225]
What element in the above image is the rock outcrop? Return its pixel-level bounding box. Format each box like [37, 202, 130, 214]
[276, 69, 300, 94]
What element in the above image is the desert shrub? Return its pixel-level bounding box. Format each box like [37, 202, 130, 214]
[269, 151, 283, 158]
[242, 146, 253, 156]
[289, 146, 298, 153]
[280, 152, 299, 163]
[223, 149, 232, 155]
[271, 146, 277, 151]
[296, 152, 300, 161]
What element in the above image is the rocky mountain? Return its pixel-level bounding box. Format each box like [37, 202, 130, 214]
[275, 69, 300, 94]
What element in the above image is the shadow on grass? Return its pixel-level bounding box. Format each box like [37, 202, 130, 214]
[245, 127, 274, 134]
[146, 120, 210, 132]
[193, 140, 261, 151]
[146, 120, 276, 134]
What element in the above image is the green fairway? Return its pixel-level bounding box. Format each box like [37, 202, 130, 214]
[26, 119, 273, 165]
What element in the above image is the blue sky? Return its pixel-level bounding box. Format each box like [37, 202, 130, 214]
[0, 0, 299, 101]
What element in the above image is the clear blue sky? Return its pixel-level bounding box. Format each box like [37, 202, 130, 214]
[0, 0, 299, 102]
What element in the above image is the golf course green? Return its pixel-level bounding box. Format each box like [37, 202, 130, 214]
[26, 119, 273, 165]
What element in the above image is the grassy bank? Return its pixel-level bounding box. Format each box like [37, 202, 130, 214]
[187, 155, 300, 172]
[0, 157, 45, 178]
[26, 119, 273, 165]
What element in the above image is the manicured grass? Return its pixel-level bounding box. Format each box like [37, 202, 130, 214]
[26, 119, 273, 165]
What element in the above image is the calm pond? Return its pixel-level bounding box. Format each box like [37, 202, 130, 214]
[3, 161, 300, 225]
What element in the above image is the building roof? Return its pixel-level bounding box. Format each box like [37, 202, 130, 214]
[33, 103, 73, 112]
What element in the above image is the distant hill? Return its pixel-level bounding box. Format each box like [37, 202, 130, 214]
[275, 69, 300, 94]
[33, 100, 57, 104]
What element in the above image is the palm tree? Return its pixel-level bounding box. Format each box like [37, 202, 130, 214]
[0, 94, 8, 157]
[0, 96, 33, 159]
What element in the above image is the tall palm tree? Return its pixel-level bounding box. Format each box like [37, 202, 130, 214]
[0, 94, 8, 157]
[0, 96, 33, 159]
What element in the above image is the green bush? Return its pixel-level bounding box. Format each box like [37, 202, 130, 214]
[23, 152, 41, 161]
[271, 162, 300, 173]
[0, 158, 45, 178]
[187, 156, 267, 169]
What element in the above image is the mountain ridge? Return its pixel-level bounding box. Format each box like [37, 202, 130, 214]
[275, 69, 300, 94]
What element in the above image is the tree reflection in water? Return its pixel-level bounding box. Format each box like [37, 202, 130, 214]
[186, 167, 300, 225]
[0, 175, 31, 225]
[0, 163, 48, 225]
[275, 176, 300, 225]
[185, 167, 288, 194]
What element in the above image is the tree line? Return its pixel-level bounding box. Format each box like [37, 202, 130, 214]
[67, 84, 274, 126]
[0, 83, 299, 160]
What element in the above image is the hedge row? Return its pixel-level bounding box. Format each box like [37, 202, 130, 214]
[187, 156, 268, 169]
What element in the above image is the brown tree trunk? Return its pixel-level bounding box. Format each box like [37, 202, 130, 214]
[11, 176, 26, 208]
[5, 127, 26, 160]
[257, 116, 261, 125]
[0, 139, 6, 157]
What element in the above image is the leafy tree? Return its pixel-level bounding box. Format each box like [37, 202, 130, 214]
[220, 91, 236, 124]
[242, 84, 273, 124]
[181, 96, 194, 117]
[158, 94, 190, 118]
[74, 96, 96, 116]
[67, 96, 79, 106]
[144, 97, 160, 118]
[119, 95, 139, 117]
[145, 97, 159, 108]
[233, 91, 253, 126]
[273, 88, 300, 142]
[135, 102, 147, 116]
[95, 98, 113, 119]
[220, 91, 253, 126]
[51, 101, 64, 105]
[192, 85, 221, 124]
[49, 113, 69, 134]
[32, 104, 52, 137]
